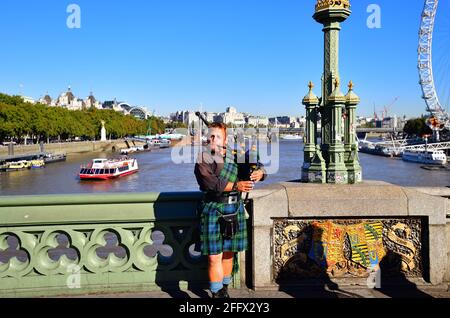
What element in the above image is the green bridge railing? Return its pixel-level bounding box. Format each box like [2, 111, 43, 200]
[0, 192, 240, 297]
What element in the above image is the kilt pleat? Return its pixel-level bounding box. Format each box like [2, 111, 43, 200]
[199, 201, 248, 256]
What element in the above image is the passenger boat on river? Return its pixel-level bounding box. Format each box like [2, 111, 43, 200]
[79, 157, 139, 180]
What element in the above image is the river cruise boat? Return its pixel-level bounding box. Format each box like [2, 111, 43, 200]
[120, 145, 148, 155]
[5, 160, 32, 171]
[402, 150, 447, 165]
[79, 157, 139, 180]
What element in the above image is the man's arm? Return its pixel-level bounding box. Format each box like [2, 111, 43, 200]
[194, 153, 255, 193]
[194, 160, 229, 194]
[195, 162, 255, 193]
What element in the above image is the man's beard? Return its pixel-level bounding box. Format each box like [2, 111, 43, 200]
[210, 145, 225, 156]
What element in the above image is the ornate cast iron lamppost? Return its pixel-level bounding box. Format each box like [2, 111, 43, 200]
[302, 0, 362, 184]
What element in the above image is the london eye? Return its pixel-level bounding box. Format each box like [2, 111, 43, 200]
[418, 0, 450, 140]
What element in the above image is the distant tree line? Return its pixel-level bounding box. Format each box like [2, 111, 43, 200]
[0, 93, 167, 143]
[403, 117, 433, 137]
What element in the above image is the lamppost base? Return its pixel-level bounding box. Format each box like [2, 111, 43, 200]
[302, 167, 327, 184]
[346, 168, 362, 184]
[326, 169, 348, 184]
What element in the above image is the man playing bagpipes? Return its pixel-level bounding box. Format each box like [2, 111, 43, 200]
[194, 122, 266, 298]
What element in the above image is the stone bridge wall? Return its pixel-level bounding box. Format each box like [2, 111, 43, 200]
[249, 181, 449, 290]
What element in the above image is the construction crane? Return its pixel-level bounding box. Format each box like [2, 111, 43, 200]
[373, 103, 378, 121]
[382, 97, 399, 119]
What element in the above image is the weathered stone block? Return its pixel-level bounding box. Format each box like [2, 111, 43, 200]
[282, 181, 408, 218]
[403, 188, 447, 225]
[252, 226, 274, 289]
[250, 184, 288, 227]
[428, 225, 447, 285]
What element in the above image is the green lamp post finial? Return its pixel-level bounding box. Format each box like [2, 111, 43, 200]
[334, 77, 340, 90]
[348, 80, 354, 91]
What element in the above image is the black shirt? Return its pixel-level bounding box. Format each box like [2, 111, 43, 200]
[194, 151, 229, 194]
[194, 149, 266, 196]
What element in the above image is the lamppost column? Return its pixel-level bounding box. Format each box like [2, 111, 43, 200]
[313, 0, 352, 184]
[319, 22, 342, 165]
[322, 22, 341, 108]
[313, 1, 351, 167]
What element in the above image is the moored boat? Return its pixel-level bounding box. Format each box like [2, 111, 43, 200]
[30, 159, 45, 168]
[281, 134, 302, 141]
[148, 138, 162, 148]
[148, 138, 172, 148]
[42, 153, 67, 163]
[159, 139, 171, 149]
[79, 157, 139, 180]
[6, 160, 32, 171]
[120, 144, 150, 155]
[402, 150, 447, 165]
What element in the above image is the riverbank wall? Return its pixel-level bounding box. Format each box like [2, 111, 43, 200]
[0, 140, 146, 157]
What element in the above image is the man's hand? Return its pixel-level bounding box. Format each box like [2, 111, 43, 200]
[250, 169, 264, 183]
[237, 181, 255, 193]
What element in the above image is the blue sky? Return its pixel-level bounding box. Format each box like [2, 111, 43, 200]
[0, 0, 449, 118]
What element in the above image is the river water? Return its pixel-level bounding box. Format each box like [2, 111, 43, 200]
[0, 140, 448, 196]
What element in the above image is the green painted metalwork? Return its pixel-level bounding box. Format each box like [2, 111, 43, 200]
[302, 82, 326, 183]
[0, 192, 240, 297]
[302, 0, 362, 184]
[326, 81, 348, 183]
[344, 82, 363, 183]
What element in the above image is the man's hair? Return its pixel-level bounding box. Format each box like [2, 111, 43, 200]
[209, 122, 227, 135]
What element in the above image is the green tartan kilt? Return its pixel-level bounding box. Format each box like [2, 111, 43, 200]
[199, 200, 248, 256]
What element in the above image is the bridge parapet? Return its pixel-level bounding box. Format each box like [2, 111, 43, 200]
[249, 181, 449, 290]
[1, 184, 449, 297]
[0, 192, 225, 297]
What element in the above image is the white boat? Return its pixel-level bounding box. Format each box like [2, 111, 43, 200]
[146, 138, 171, 149]
[159, 139, 171, 148]
[148, 139, 162, 148]
[120, 144, 149, 155]
[281, 134, 302, 141]
[120, 148, 135, 155]
[402, 150, 447, 165]
[136, 133, 184, 141]
[157, 133, 185, 140]
[79, 157, 139, 180]
[41, 153, 67, 163]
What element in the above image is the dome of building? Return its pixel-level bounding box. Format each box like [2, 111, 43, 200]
[87, 92, 96, 103]
[40, 93, 52, 105]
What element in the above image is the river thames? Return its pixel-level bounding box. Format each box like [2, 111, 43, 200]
[0, 140, 448, 196]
